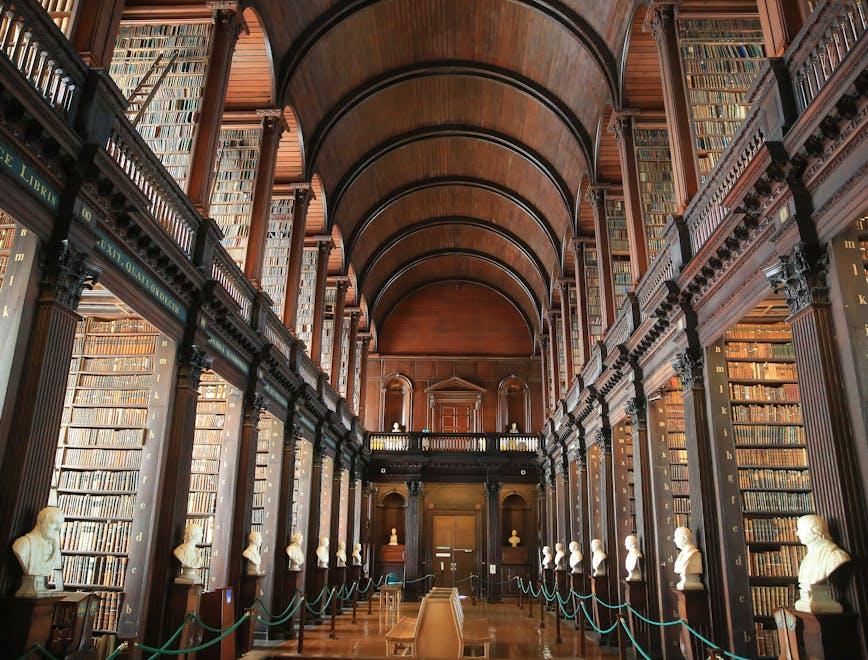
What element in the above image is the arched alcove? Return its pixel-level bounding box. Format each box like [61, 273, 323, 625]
[498, 374, 530, 433]
[380, 373, 413, 431]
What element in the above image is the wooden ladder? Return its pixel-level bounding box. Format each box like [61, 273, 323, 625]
[126, 52, 178, 127]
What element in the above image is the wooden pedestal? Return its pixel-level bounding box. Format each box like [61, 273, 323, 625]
[502, 546, 528, 565]
[623, 579, 648, 653]
[555, 569, 568, 597]
[570, 572, 587, 630]
[198, 587, 235, 660]
[380, 544, 405, 563]
[237, 573, 262, 656]
[590, 575, 614, 646]
[164, 582, 203, 660]
[309, 567, 328, 624]
[672, 588, 709, 660]
[774, 607, 860, 660]
[0, 594, 65, 655]
[333, 566, 346, 613]
[542, 568, 555, 611]
[274, 570, 300, 640]
[349, 565, 363, 601]
[47, 592, 99, 658]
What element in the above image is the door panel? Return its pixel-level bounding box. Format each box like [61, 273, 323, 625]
[431, 514, 476, 595]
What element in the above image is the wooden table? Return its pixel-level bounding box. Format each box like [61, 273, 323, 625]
[378, 584, 403, 632]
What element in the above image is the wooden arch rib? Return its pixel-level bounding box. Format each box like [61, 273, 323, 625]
[302, 62, 594, 184]
[358, 217, 551, 296]
[344, 177, 561, 267]
[276, 0, 619, 108]
[225, 6, 275, 110]
[328, 125, 575, 227]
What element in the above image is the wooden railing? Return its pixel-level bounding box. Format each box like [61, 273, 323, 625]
[264, 309, 292, 359]
[367, 432, 541, 453]
[211, 250, 254, 323]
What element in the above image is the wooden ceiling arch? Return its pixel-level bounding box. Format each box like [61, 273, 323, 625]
[357, 217, 552, 293]
[225, 6, 274, 110]
[344, 177, 560, 268]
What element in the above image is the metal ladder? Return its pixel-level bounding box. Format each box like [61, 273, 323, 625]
[126, 52, 178, 127]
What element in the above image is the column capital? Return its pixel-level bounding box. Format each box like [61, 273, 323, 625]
[40, 242, 101, 311]
[256, 107, 288, 135]
[607, 108, 639, 142]
[673, 348, 703, 390]
[178, 345, 213, 390]
[625, 396, 647, 429]
[405, 480, 423, 497]
[643, 2, 675, 42]
[764, 242, 829, 315]
[245, 393, 267, 425]
[596, 427, 612, 453]
[483, 480, 502, 498]
[293, 185, 315, 209]
[210, 2, 243, 37]
[333, 277, 351, 294]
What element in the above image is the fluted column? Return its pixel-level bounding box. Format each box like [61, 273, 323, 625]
[344, 311, 361, 405]
[309, 238, 333, 366]
[282, 187, 314, 328]
[610, 110, 648, 283]
[571, 239, 591, 364]
[546, 311, 561, 402]
[588, 187, 616, 330]
[405, 480, 422, 598]
[484, 480, 503, 602]
[357, 334, 372, 424]
[329, 279, 350, 384]
[539, 334, 551, 411]
[558, 280, 575, 386]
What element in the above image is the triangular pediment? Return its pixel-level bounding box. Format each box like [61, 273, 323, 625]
[425, 376, 486, 394]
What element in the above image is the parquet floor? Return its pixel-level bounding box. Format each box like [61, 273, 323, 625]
[247, 595, 617, 659]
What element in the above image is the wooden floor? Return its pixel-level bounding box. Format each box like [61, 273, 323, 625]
[247, 595, 617, 659]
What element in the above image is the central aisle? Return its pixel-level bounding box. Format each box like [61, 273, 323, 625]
[250, 597, 618, 659]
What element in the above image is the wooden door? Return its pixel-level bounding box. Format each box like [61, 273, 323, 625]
[438, 403, 473, 432]
[432, 514, 476, 595]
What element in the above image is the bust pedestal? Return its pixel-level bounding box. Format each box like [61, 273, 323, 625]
[555, 569, 568, 600]
[165, 582, 203, 660]
[309, 567, 328, 624]
[623, 579, 649, 652]
[774, 607, 860, 660]
[589, 576, 615, 646]
[502, 546, 528, 565]
[569, 572, 587, 631]
[380, 544, 405, 563]
[541, 568, 555, 611]
[672, 588, 709, 660]
[238, 573, 263, 655]
[199, 587, 236, 660]
[278, 571, 300, 639]
[332, 566, 346, 613]
[349, 565, 364, 600]
[0, 594, 65, 656]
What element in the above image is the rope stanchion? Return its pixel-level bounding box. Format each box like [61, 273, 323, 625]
[352, 578, 359, 623]
[619, 616, 653, 660]
[329, 588, 337, 639]
[617, 614, 627, 660]
[136, 612, 250, 656]
[297, 593, 306, 654]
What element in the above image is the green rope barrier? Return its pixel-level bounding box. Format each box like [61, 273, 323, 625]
[144, 612, 196, 660]
[104, 642, 129, 660]
[619, 617, 653, 660]
[578, 602, 619, 635]
[14, 645, 59, 660]
[305, 588, 336, 615]
[680, 622, 752, 660]
[625, 604, 683, 627]
[135, 612, 250, 656]
[255, 596, 304, 627]
[556, 597, 579, 620]
[252, 593, 301, 620]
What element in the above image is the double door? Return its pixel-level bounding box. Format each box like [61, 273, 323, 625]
[432, 514, 476, 595]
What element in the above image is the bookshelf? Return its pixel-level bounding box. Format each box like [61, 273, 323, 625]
[0, 212, 16, 287]
[189, 370, 242, 591]
[662, 386, 690, 529]
[723, 319, 811, 659]
[569, 286, 583, 373]
[261, 195, 295, 317]
[605, 197, 632, 312]
[584, 248, 603, 343]
[613, 421, 636, 542]
[38, 0, 77, 36]
[319, 456, 334, 539]
[858, 214, 868, 283]
[210, 126, 263, 270]
[109, 22, 212, 190]
[676, 17, 766, 183]
[633, 127, 677, 261]
[337, 318, 351, 397]
[320, 286, 336, 377]
[51, 313, 173, 636]
[295, 247, 319, 348]
[587, 442, 602, 543]
[352, 336, 363, 413]
[555, 316, 567, 392]
[254, 411, 284, 610]
[338, 468, 350, 546]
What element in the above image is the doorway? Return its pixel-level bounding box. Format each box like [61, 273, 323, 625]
[437, 403, 473, 433]
[432, 514, 477, 595]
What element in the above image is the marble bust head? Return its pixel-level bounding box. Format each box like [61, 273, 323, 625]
[568, 541, 583, 574]
[352, 542, 363, 565]
[673, 527, 703, 590]
[508, 529, 521, 547]
[794, 514, 851, 613]
[243, 530, 263, 575]
[316, 536, 330, 568]
[12, 506, 64, 597]
[287, 530, 305, 571]
[336, 541, 347, 567]
[388, 528, 399, 545]
[541, 545, 553, 570]
[554, 542, 566, 570]
[624, 535, 642, 581]
[173, 523, 204, 584]
[590, 539, 607, 576]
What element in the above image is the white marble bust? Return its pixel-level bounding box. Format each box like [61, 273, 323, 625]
[508, 422, 519, 433]
[286, 530, 305, 571]
[336, 541, 347, 567]
[541, 545, 553, 570]
[624, 535, 643, 581]
[508, 529, 521, 548]
[591, 539, 607, 577]
[12, 506, 64, 597]
[554, 542, 566, 570]
[242, 530, 264, 576]
[316, 536, 330, 568]
[569, 541, 583, 574]
[173, 523, 204, 584]
[794, 514, 851, 613]
[674, 527, 703, 590]
[388, 528, 399, 545]
[391, 422, 401, 432]
[352, 542, 362, 566]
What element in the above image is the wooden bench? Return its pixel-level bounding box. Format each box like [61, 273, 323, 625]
[385, 587, 491, 657]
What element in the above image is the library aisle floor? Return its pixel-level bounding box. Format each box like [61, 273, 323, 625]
[248, 600, 616, 659]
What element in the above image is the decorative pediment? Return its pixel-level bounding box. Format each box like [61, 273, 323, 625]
[424, 376, 487, 394]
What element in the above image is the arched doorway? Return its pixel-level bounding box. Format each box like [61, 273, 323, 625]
[380, 374, 412, 431]
[498, 375, 530, 433]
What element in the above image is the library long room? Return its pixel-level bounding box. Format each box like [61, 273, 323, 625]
[0, 1, 864, 659]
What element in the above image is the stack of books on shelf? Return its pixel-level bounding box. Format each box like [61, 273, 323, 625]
[633, 128, 677, 260]
[569, 286, 583, 374]
[724, 320, 812, 659]
[555, 318, 567, 392]
[261, 195, 295, 317]
[295, 247, 319, 348]
[662, 387, 690, 528]
[252, 414, 277, 535]
[676, 17, 766, 182]
[211, 126, 263, 270]
[109, 22, 212, 190]
[0, 213, 16, 287]
[352, 337, 363, 413]
[338, 319, 351, 396]
[584, 248, 602, 342]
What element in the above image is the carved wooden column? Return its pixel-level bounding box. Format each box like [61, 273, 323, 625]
[270, 417, 299, 618]
[227, 393, 266, 592]
[282, 187, 314, 328]
[645, 3, 698, 210]
[558, 280, 575, 385]
[588, 187, 616, 330]
[328, 451, 345, 586]
[142, 345, 213, 644]
[598, 425, 619, 604]
[303, 426, 326, 592]
[557, 454, 570, 548]
[68, 0, 124, 67]
[344, 311, 360, 406]
[357, 334, 372, 424]
[345, 455, 359, 563]
[766, 243, 868, 653]
[571, 239, 591, 366]
[309, 239, 333, 366]
[673, 347, 729, 649]
[0, 245, 99, 596]
[575, 434, 590, 556]
[329, 279, 350, 384]
[610, 110, 648, 283]
[405, 480, 422, 598]
[186, 2, 242, 214]
[539, 334, 551, 412]
[546, 311, 561, 401]
[484, 480, 503, 602]
[244, 110, 286, 284]
[360, 482, 376, 576]
[757, 0, 807, 56]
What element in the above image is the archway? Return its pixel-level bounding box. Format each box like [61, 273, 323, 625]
[380, 373, 413, 431]
[498, 374, 530, 433]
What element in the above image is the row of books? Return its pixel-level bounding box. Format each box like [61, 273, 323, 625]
[729, 383, 800, 401]
[736, 448, 807, 467]
[200, 383, 228, 399]
[748, 545, 807, 577]
[261, 196, 295, 317]
[191, 459, 219, 474]
[755, 624, 780, 658]
[726, 342, 796, 359]
[71, 389, 151, 406]
[195, 414, 225, 429]
[188, 491, 217, 515]
[61, 520, 131, 554]
[93, 591, 123, 633]
[742, 491, 814, 514]
[744, 517, 799, 544]
[190, 473, 217, 491]
[738, 469, 812, 490]
[77, 356, 152, 373]
[750, 584, 796, 616]
[57, 469, 138, 491]
[670, 480, 690, 496]
[585, 248, 603, 342]
[727, 324, 791, 340]
[56, 494, 135, 519]
[727, 362, 797, 381]
[75, 336, 156, 355]
[667, 431, 686, 448]
[734, 424, 804, 446]
[295, 247, 319, 345]
[731, 404, 802, 423]
[671, 464, 688, 480]
[193, 444, 220, 459]
[62, 427, 145, 447]
[62, 554, 127, 588]
[59, 448, 142, 469]
[63, 408, 149, 428]
[86, 318, 155, 334]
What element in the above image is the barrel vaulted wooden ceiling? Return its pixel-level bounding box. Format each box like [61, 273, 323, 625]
[245, 0, 640, 345]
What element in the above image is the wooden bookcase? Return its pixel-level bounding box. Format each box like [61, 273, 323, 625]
[555, 317, 567, 392]
[568, 286, 583, 373]
[337, 317, 351, 397]
[0, 212, 15, 286]
[584, 248, 603, 343]
[295, 247, 318, 348]
[189, 370, 243, 592]
[50, 306, 175, 638]
[320, 286, 336, 377]
[613, 420, 636, 544]
[587, 443, 603, 544]
[291, 436, 313, 583]
[605, 197, 632, 312]
[108, 22, 212, 190]
[661, 386, 690, 529]
[37, 0, 77, 34]
[676, 15, 766, 183]
[254, 411, 284, 610]
[633, 127, 678, 261]
[352, 336, 363, 413]
[261, 195, 294, 317]
[210, 125, 263, 270]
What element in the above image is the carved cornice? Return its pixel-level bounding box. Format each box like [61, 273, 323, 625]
[41, 242, 100, 311]
[294, 186, 315, 210]
[596, 427, 612, 453]
[247, 393, 267, 425]
[672, 349, 703, 391]
[625, 397, 646, 429]
[180, 345, 213, 390]
[764, 242, 829, 315]
[643, 2, 674, 43]
[607, 109, 639, 142]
